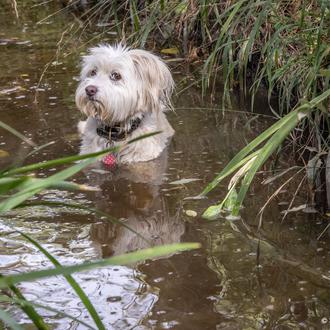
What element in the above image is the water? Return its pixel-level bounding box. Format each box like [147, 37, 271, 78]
[0, 1, 330, 329]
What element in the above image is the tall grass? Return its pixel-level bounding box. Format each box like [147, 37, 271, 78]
[61, 0, 329, 114]
[0, 124, 200, 328]
[58, 0, 329, 215]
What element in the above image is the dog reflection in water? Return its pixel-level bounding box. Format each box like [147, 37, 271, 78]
[88, 152, 185, 257]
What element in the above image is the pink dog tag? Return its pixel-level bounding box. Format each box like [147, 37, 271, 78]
[102, 153, 117, 167]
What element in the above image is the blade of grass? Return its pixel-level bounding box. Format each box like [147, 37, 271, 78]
[0, 275, 48, 330]
[240, 9, 266, 93]
[18, 231, 106, 330]
[201, 89, 330, 196]
[0, 121, 36, 147]
[1, 177, 98, 195]
[0, 177, 29, 194]
[232, 111, 307, 216]
[0, 243, 200, 289]
[0, 132, 162, 211]
[3, 146, 119, 177]
[0, 296, 95, 330]
[0, 158, 97, 212]
[0, 308, 24, 330]
[129, 0, 140, 32]
[139, 6, 157, 48]
[3, 131, 161, 177]
[20, 201, 151, 245]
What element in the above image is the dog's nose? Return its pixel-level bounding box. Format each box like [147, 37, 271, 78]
[85, 85, 98, 97]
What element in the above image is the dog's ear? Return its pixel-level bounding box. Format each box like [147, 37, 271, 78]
[129, 50, 174, 112]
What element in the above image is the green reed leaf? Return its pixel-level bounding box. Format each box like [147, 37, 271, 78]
[20, 200, 151, 249]
[18, 231, 106, 330]
[0, 308, 24, 330]
[0, 121, 36, 147]
[0, 243, 200, 289]
[0, 296, 95, 330]
[0, 275, 48, 330]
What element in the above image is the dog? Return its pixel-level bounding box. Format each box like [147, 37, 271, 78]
[75, 44, 175, 165]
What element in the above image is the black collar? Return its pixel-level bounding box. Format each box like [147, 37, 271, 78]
[96, 116, 143, 142]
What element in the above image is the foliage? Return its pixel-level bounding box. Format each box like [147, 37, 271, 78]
[61, 0, 329, 115]
[201, 89, 330, 219]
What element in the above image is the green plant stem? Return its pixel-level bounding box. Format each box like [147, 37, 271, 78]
[0, 243, 200, 289]
[18, 231, 106, 330]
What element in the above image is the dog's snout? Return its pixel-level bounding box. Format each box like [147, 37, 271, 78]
[85, 85, 98, 97]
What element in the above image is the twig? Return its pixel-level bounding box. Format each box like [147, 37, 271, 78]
[317, 222, 330, 240]
[281, 173, 307, 222]
[11, 0, 19, 19]
[258, 168, 304, 229]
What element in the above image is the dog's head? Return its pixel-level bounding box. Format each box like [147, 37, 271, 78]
[75, 44, 174, 123]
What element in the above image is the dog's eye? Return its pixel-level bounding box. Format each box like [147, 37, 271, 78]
[110, 72, 121, 81]
[90, 69, 97, 77]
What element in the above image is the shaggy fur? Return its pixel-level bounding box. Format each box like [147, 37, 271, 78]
[75, 44, 175, 164]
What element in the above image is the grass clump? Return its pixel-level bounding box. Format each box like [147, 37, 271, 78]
[201, 89, 330, 221]
[62, 0, 329, 114]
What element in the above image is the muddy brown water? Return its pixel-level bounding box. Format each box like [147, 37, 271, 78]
[0, 2, 330, 329]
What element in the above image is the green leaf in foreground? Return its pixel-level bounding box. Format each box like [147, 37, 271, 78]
[0, 158, 96, 212]
[19, 231, 105, 330]
[0, 275, 48, 330]
[3, 131, 161, 177]
[1, 133, 160, 211]
[0, 243, 200, 289]
[0, 296, 95, 330]
[0, 308, 24, 330]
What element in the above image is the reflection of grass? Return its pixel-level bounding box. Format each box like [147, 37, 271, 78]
[0, 123, 200, 329]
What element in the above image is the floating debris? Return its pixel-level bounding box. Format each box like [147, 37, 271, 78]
[0, 149, 9, 158]
[161, 47, 179, 55]
[169, 178, 201, 185]
[185, 210, 197, 217]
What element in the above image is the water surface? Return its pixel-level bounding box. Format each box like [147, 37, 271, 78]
[0, 2, 330, 329]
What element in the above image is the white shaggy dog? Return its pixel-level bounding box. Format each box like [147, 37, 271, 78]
[75, 44, 175, 164]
